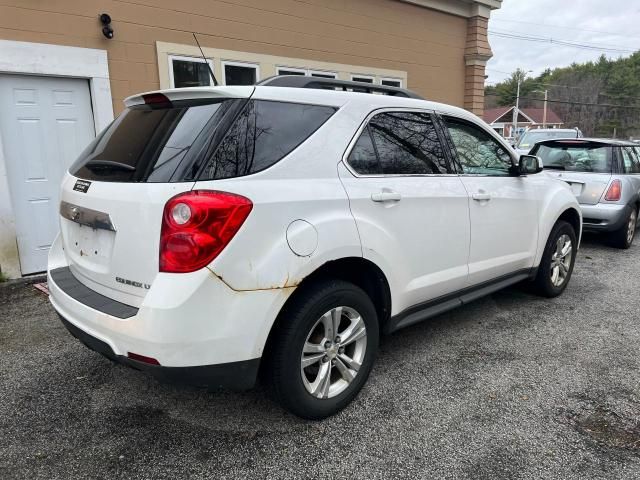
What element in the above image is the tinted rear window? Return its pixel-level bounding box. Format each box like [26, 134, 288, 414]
[535, 143, 612, 173]
[70, 99, 243, 182]
[198, 100, 336, 180]
[70, 99, 335, 183]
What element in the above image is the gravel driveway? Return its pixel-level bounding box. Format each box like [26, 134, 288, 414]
[1, 234, 639, 479]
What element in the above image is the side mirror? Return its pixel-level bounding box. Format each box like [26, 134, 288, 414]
[519, 154, 543, 175]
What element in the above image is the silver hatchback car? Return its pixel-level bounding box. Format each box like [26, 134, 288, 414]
[531, 138, 640, 248]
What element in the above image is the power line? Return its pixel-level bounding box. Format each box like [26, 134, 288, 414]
[488, 30, 638, 54]
[485, 93, 640, 109]
[491, 28, 639, 51]
[494, 79, 640, 101]
[490, 18, 640, 40]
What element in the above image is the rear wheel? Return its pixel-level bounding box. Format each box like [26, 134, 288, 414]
[609, 207, 637, 249]
[265, 280, 379, 420]
[533, 220, 577, 297]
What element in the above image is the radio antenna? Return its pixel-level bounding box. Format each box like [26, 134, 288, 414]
[192, 33, 218, 86]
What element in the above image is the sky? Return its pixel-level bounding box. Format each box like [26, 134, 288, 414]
[485, 0, 640, 86]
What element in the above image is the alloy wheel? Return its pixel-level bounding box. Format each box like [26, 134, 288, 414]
[626, 210, 637, 245]
[300, 306, 367, 399]
[550, 234, 572, 287]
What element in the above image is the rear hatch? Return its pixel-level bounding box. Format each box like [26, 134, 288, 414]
[58, 87, 253, 305]
[532, 139, 613, 205]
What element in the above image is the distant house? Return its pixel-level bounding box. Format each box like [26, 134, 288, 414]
[483, 106, 564, 137]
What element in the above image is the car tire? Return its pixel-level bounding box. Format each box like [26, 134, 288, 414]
[533, 220, 577, 298]
[608, 206, 637, 249]
[265, 279, 379, 420]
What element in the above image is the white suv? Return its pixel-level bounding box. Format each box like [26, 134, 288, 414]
[48, 77, 581, 419]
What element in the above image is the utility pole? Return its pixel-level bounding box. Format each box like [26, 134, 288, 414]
[511, 70, 532, 140]
[542, 89, 548, 128]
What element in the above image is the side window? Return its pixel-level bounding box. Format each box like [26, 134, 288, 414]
[621, 147, 640, 173]
[368, 112, 450, 175]
[348, 127, 382, 175]
[200, 100, 335, 180]
[444, 118, 513, 176]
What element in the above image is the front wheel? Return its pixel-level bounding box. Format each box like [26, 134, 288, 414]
[533, 220, 577, 297]
[265, 280, 379, 420]
[609, 207, 637, 249]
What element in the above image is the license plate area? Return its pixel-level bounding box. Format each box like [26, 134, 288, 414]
[566, 181, 584, 197]
[62, 220, 116, 273]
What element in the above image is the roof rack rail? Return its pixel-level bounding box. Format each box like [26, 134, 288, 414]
[256, 75, 424, 100]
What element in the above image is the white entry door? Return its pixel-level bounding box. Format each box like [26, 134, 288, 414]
[0, 74, 95, 274]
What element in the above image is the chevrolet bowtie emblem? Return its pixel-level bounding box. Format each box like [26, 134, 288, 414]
[70, 206, 80, 221]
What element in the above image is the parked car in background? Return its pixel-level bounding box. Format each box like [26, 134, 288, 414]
[515, 128, 582, 156]
[532, 138, 640, 248]
[47, 77, 582, 419]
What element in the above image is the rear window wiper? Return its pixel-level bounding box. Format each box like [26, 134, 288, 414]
[85, 160, 136, 172]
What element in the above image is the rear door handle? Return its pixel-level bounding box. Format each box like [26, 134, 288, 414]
[472, 192, 492, 201]
[371, 190, 402, 202]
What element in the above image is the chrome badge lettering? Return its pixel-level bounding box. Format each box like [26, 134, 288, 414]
[116, 277, 151, 290]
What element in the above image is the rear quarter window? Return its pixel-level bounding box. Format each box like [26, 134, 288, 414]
[198, 100, 336, 180]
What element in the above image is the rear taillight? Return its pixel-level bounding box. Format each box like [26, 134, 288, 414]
[159, 190, 252, 273]
[604, 179, 622, 202]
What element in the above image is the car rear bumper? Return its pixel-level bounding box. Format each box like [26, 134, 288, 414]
[58, 313, 260, 389]
[47, 235, 294, 389]
[580, 202, 630, 232]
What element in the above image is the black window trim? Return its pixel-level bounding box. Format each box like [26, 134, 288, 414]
[438, 113, 518, 177]
[342, 107, 458, 178]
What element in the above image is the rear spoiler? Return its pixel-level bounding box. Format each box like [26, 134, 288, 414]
[124, 86, 255, 107]
[535, 139, 610, 148]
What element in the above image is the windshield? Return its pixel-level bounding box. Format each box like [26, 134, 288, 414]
[535, 144, 612, 173]
[517, 130, 577, 149]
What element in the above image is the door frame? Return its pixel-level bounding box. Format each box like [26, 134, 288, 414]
[0, 40, 114, 277]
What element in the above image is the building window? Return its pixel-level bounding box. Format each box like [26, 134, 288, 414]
[309, 70, 337, 78]
[276, 67, 337, 78]
[277, 67, 306, 76]
[222, 60, 259, 86]
[169, 55, 215, 88]
[351, 75, 374, 83]
[381, 78, 402, 88]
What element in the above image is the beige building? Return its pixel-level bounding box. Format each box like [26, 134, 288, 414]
[0, 0, 501, 277]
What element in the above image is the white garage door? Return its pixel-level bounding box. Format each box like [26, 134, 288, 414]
[0, 74, 95, 274]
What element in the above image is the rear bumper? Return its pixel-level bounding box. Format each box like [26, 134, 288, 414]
[47, 234, 294, 388]
[580, 202, 630, 232]
[58, 313, 259, 390]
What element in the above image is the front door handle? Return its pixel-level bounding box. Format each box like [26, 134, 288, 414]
[371, 190, 402, 202]
[472, 192, 492, 201]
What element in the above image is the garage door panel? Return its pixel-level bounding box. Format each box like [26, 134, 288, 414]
[29, 197, 56, 250]
[0, 74, 95, 274]
[18, 118, 48, 181]
[55, 118, 80, 171]
[14, 88, 38, 105]
[52, 89, 74, 106]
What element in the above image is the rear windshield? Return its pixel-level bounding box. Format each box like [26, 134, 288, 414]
[70, 99, 336, 183]
[535, 143, 612, 173]
[517, 130, 578, 149]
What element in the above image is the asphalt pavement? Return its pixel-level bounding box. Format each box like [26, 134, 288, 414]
[1, 234, 639, 479]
